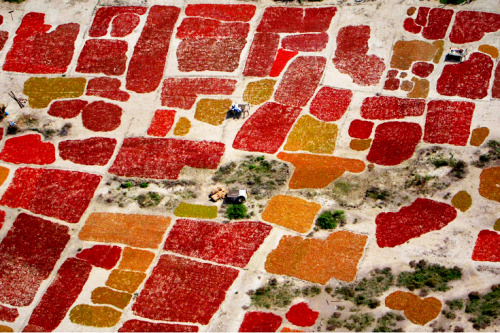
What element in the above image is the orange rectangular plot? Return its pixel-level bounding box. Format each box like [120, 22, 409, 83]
[79, 213, 170, 249]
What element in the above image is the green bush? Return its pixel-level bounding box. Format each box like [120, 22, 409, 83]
[465, 284, 500, 330]
[316, 210, 345, 229]
[121, 181, 133, 189]
[226, 204, 247, 219]
[343, 313, 375, 331]
[397, 260, 462, 292]
[374, 312, 404, 332]
[3, 0, 25, 3]
[136, 192, 163, 208]
[139, 182, 149, 188]
[439, 0, 468, 4]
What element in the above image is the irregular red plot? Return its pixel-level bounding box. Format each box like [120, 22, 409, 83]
[111, 13, 141, 37]
[24, 258, 92, 332]
[164, 219, 272, 268]
[361, 96, 425, 120]
[0, 213, 70, 306]
[348, 120, 374, 139]
[243, 32, 280, 77]
[0, 31, 8, 51]
[48, 100, 88, 119]
[233, 102, 301, 154]
[281, 33, 329, 52]
[404, 18, 422, 34]
[3, 12, 79, 74]
[119, 320, 198, 332]
[257, 7, 336, 33]
[185, 4, 256, 22]
[472, 230, 500, 262]
[132, 254, 239, 324]
[269, 49, 298, 77]
[436, 52, 494, 100]
[286, 303, 319, 327]
[109, 137, 225, 179]
[450, 11, 500, 44]
[415, 7, 430, 26]
[309, 87, 352, 121]
[59, 137, 116, 166]
[76, 245, 122, 270]
[177, 18, 249, 38]
[76, 39, 128, 76]
[493, 63, 500, 99]
[239, 312, 282, 332]
[411, 62, 434, 78]
[89, 6, 147, 37]
[0, 134, 55, 165]
[367, 122, 422, 166]
[0, 305, 18, 323]
[161, 78, 236, 109]
[177, 38, 247, 72]
[333, 25, 385, 86]
[147, 110, 176, 137]
[422, 8, 454, 40]
[126, 6, 180, 93]
[275, 56, 326, 107]
[376, 198, 457, 247]
[86, 77, 130, 102]
[81, 101, 122, 132]
[0, 211, 4, 230]
[0, 168, 101, 223]
[423, 100, 475, 146]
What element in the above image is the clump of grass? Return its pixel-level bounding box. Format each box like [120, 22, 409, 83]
[474, 140, 500, 168]
[226, 204, 247, 219]
[446, 299, 464, 310]
[139, 182, 149, 188]
[397, 260, 462, 292]
[343, 313, 375, 331]
[465, 284, 500, 330]
[365, 187, 390, 200]
[316, 210, 346, 229]
[429, 153, 467, 179]
[136, 192, 163, 208]
[247, 278, 321, 309]
[373, 312, 404, 332]
[120, 181, 133, 189]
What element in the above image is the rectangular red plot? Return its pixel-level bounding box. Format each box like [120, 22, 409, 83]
[185, 4, 256, 22]
[126, 6, 180, 93]
[164, 220, 272, 268]
[0, 305, 18, 323]
[243, 32, 280, 77]
[119, 320, 198, 332]
[0, 168, 101, 223]
[89, 6, 147, 37]
[109, 138, 225, 179]
[176, 18, 249, 39]
[24, 258, 92, 332]
[132, 254, 239, 324]
[0, 213, 70, 307]
[147, 110, 176, 137]
[361, 96, 426, 120]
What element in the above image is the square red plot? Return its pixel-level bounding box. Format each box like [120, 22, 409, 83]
[132, 254, 239, 324]
[76, 39, 128, 76]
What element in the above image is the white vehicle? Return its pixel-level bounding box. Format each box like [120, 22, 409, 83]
[226, 189, 247, 204]
[444, 48, 467, 63]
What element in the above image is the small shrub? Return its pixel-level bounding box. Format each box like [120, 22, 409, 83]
[248, 279, 299, 309]
[139, 182, 149, 188]
[343, 313, 375, 331]
[316, 210, 345, 229]
[365, 187, 390, 200]
[374, 312, 404, 332]
[446, 299, 464, 310]
[465, 284, 500, 330]
[121, 181, 133, 189]
[136, 192, 163, 208]
[226, 204, 247, 219]
[397, 260, 462, 292]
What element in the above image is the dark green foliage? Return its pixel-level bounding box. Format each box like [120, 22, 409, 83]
[439, 0, 468, 4]
[397, 260, 462, 292]
[248, 278, 321, 309]
[335, 268, 394, 308]
[3, 0, 25, 3]
[326, 317, 343, 330]
[475, 140, 500, 168]
[139, 182, 149, 188]
[136, 192, 163, 208]
[226, 204, 247, 219]
[374, 312, 405, 332]
[316, 210, 345, 229]
[121, 181, 133, 189]
[465, 284, 500, 330]
[365, 187, 390, 200]
[446, 299, 464, 310]
[430, 154, 467, 179]
[343, 313, 375, 331]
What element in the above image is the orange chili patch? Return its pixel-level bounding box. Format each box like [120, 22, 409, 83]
[284, 115, 337, 154]
[479, 167, 500, 202]
[105, 269, 146, 293]
[469, 127, 490, 146]
[385, 291, 442, 325]
[451, 190, 472, 212]
[350, 139, 372, 151]
[0, 166, 9, 187]
[173, 117, 191, 136]
[118, 247, 155, 272]
[262, 195, 321, 233]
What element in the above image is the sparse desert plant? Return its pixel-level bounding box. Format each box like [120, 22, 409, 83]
[136, 192, 163, 208]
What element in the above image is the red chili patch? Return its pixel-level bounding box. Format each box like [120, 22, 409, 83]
[239, 312, 283, 332]
[126, 6, 180, 93]
[89, 6, 147, 37]
[376, 198, 457, 247]
[472, 230, 500, 262]
[411, 62, 434, 78]
[86, 77, 130, 102]
[132, 254, 239, 324]
[176, 18, 249, 38]
[3, 13, 79, 74]
[24, 258, 92, 332]
[281, 33, 329, 52]
[0, 213, 70, 307]
[436, 52, 493, 100]
[119, 320, 198, 332]
[81, 101, 122, 132]
[48, 100, 88, 119]
[0, 31, 9, 52]
[367, 121, 422, 166]
[76, 245, 122, 269]
[233, 102, 301, 154]
[269, 49, 298, 77]
[147, 110, 176, 137]
[111, 13, 141, 37]
[257, 7, 336, 33]
[348, 120, 374, 139]
[0, 134, 55, 165]
[243, 32, 280, 77]
[164, 219, 272, 268]
[274, 56, 326, 107]
[493, 63, 500, 99]
[286, 302, 319, 327]
[76, 39, 128, 76]
[109, 138, 225, 179]
[0, 305, 18, 323]
[404, 18, 422, 34]
[59, 137, 117, 166]
[333, 25, 385, 86]
[161, 78, 236, 109]
[384, 78, 400, 90]
[449, 11, 500, 44]
[0, 211, 4, 231]
[361, 96, 425, 120]
[423, 100, 475, 146]
[185, 4, 256, 22]
[0, 168, 101, 223]
[422, 8, 454, 40]
[309, 87, 352, 121]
